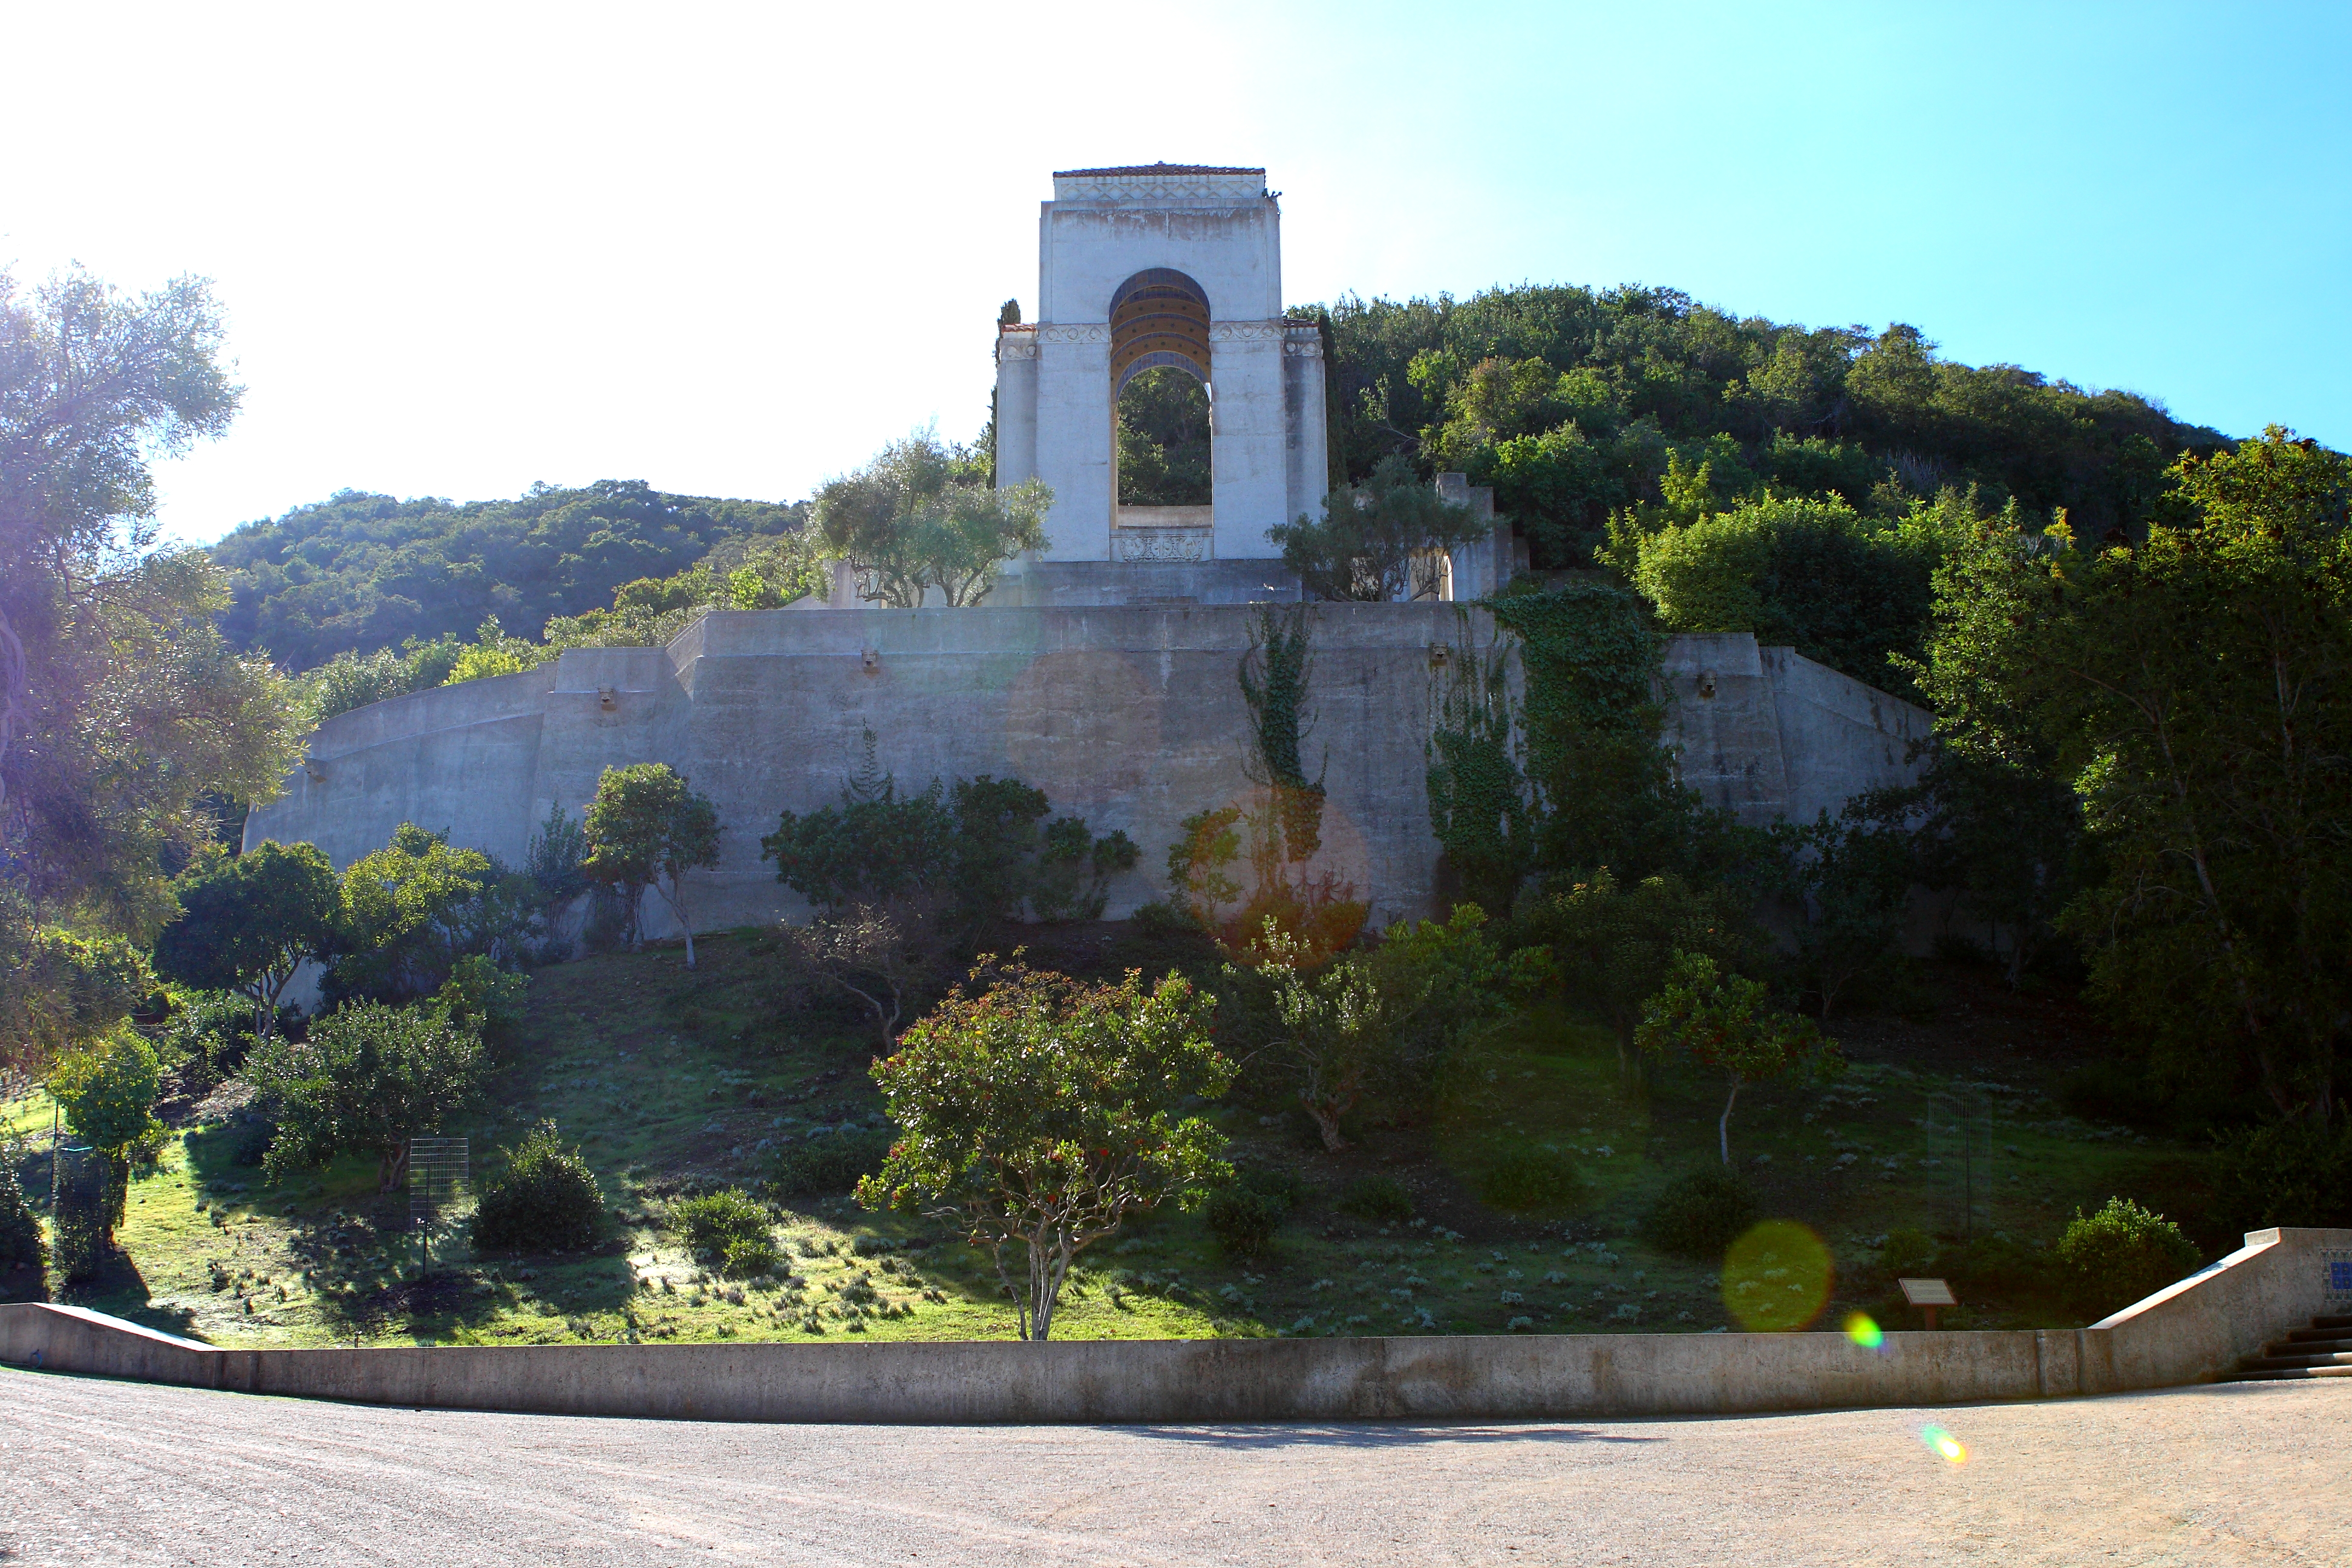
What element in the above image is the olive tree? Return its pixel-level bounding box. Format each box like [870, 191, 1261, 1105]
[859, 964, 1232, 1340]
[1636, 952, 1841, 1165]
[815, 430, 1050, 608]
[152, 840, 342, 1041]
[245, 1001, 482, 1191]
[1269, 454, 1489, 602]
[582, 763, 722, 968]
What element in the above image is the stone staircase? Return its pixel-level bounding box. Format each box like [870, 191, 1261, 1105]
[2224, 1315, 2352, 1382]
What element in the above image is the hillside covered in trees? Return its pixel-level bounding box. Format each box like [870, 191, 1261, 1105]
[211, 480, 805, 671]
[212, 281, 2235, 680]
[1310, 284, 2230, 567]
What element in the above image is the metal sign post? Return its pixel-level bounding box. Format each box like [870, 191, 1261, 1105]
[407, 1137, 469, 1280]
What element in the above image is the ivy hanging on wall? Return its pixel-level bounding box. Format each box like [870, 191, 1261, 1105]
[1425, 607, 1532, 918]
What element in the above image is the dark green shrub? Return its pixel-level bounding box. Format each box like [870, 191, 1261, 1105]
[720, 1233, 781, 1279]
[1643, 1168, 1760, 1259]
[769, 1132, 892, 1197]
[0, 1158, 44, 1276]
[1479, 1150, 1589, 1212]
[2055, 1198, 2201, 1320]
[472, 1121, 605, 1252]
[672, 1188, 770, 1261]
[1205, 1186, 1284, 1255]
[1236, 1164, 1307, 1209]
[225, 1112, 275, 1168]
[1336, 1174, 1414, 1221]
[1878, 1227, 1938, 1281]
[2210, 1116, 2352, 1231]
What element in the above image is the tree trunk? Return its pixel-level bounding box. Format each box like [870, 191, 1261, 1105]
[1301, 1093, 1349, 1152]
[379, 1142, 410, 1194]
[1719, 1079, 1741, 1166]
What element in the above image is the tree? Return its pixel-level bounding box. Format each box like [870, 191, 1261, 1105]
[152, 840, 342, 1042]
[1767, 802, 1919, 1020]
[1270, 454, 1489, 602]
[859, 964, 1232, 1341]
[2, 265, 302, 1072]
[1636, 951, 1841, 1165]
[763, 759, 1135, 940]
[814, 430, 1050, 607]
[47, 1030, 162, 1158]
[1521, 867, 1759, 1074]
[780, 902, 952, 1050]
[1268, 945, 1390, 1152]
[1916, 429, 2352, 1122]
[581, 764, 722, 969]
[45, 1030, 163, 1251]
[1615, 491, 1975, 699]
[330, 823, 529, 1001]
[246, 1000, 483, 1191]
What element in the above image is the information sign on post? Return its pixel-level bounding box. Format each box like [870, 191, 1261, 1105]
[1899, 1276, 1958, 1330]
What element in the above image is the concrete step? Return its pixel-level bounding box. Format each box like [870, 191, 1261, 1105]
[2280, 1328, 2352, 1347]
[2223, 1365, 2352, 1382]
[2311, 1315, 2352, 1331]
[2240, 1350, 2352, 1371]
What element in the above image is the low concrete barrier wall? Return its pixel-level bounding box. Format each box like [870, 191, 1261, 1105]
[7, 1229, 2345, 1424]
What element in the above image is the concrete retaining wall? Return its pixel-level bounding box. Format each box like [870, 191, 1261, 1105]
[9, 1229, 2345, 1425]
[243, 605, 1931, 935]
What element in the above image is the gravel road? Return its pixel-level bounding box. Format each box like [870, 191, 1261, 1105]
[3, 1366, 2342, 1566]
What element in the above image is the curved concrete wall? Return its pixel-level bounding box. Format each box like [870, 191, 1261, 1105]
[7, 1229, 2345, 1423]
[244, 606, 1932, 936]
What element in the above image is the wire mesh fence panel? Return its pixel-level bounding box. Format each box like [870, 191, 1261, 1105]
[53, 1145, 111, 1282]
[407, 1137, 470, 1277]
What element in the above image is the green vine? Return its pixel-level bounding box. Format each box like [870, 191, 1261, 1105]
[1481, 580, 1724, 883]
[1425, 607, 1532, 916]
[1238, 603, 1327, 864]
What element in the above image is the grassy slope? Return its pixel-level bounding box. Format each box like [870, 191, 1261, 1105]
[5, 933, 2206, 1347]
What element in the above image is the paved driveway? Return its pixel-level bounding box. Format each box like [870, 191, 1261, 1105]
[3, 1366, 2342, 1566]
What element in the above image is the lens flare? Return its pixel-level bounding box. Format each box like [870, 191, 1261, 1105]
[1719, 1220, 1835, 1331]
[1844, 1312, 1884, 1350]
[1918, 1425, 1968, 1465]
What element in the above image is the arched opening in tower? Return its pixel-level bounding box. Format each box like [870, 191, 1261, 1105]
[1117, 368, 1211, 507]
[1109, 269, 1212, 517]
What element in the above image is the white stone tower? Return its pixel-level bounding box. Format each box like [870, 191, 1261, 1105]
[992, 165, 1329, 568]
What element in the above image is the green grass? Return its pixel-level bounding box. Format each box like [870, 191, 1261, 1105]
[3, 936, 2210, 1344]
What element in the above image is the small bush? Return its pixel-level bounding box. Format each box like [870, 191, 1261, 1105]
[769, 1132, 891, 1197]
[2210, 1116, 2352, 1231]
[2055, 1197, 2201, 1320]
[1644, 1168, 1760, 1259]
[1205, 1186, 1284, 1256]
[1336, 1174, 1414, 1221]
[0, 1158, 44, 1276]
[1236, 1164, 1307, 1209]
[473, 1120, 605, 1252]
[672, 1187, 771, 1262]
[720, 1233, 781, 1279]
[1878, 1227, 1938, 1281]
[1480, 1150, 1589, 1212]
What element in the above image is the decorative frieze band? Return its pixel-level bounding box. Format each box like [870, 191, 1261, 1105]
[1027, 319, 1307, 351]
[1113, 528, 1212, 564]
[1054, 174, 1266, 202]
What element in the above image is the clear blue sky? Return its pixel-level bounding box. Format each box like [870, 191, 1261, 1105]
[5, 1, 2345, 547]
